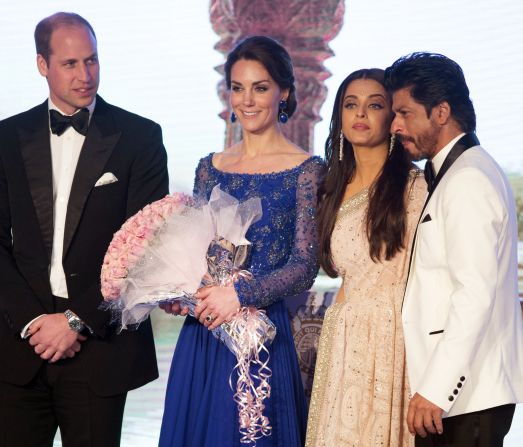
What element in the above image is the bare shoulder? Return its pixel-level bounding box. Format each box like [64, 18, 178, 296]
[286, 142, 310, 159]
[211, 144, 241, 170]
[212, 141, 316, 174]
[277, 143, 312, 168]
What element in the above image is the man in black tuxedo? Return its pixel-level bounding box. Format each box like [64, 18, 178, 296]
[0, 12, 168, 447]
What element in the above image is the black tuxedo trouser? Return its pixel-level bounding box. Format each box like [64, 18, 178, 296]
[415, 403, 515, 447]
[0, 297, 127, 447]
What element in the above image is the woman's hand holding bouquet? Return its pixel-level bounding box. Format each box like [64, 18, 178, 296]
[194, 285, 240, 330]
[159, 285, 241, 331]
[100, 185, 276, 441]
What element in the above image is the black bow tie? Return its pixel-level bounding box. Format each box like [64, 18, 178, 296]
[424, 159, 436, 193]
[49, 108, 89, 136]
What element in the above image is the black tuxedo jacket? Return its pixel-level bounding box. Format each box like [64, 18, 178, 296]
[0, 96, 169, 395]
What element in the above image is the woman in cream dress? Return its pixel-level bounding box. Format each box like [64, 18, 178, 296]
[306, 69, 426, 446]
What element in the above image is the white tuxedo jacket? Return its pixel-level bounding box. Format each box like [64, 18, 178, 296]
[403, 143, 523, 417]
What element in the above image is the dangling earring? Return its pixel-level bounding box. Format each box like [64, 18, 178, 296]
[278, 99, 289, 123]
[339, 131, 344, 162]
[389, 133, 396, 156]
[230, 112, 237, 123]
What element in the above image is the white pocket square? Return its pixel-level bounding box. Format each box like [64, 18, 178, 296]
[95, 172, 118, 187]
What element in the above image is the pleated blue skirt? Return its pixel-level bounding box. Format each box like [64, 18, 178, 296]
[158, 300, 307, 447]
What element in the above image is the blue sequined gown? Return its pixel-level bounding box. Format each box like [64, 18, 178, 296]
[159, 154, 325, 447]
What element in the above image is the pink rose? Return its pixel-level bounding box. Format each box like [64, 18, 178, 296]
[101, 282, 121, 300]
[110, 267, 128, 278]
[120, 220, 133, 231]
[100, 191, 195, 302]
[108, 242, 124, 258]
[116, 255, 129, 269]
[134, 226, 155, 239]
[141, 205, 153, 217]
[160, 203, 175, 217]
[110, 277, 125, 289]
[123, 232, 136, 244]
[125, 219, 142, 235]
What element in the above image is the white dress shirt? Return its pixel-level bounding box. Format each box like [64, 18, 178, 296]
[20, 99, 95, 338]
[431, 132, 465, 175]
[49, 98, 95, 298]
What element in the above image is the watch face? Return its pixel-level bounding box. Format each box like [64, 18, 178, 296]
[70, 319, 83, 332]
[65, 310, 84, 332]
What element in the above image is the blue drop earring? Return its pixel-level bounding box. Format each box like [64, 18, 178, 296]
[231, 112, 237, 123]
[278, 99, 289, 123]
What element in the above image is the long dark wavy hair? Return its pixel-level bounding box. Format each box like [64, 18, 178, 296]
[318, 68, 413, 277]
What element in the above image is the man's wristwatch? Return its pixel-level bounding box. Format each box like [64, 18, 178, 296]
[64, 309, 85, 333]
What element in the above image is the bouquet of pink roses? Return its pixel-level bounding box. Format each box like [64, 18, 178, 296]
[100, 192, 195, 305]
[100, 185, 276, 441]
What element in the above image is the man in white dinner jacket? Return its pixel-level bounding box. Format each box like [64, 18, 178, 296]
[385, 52, 523, 446]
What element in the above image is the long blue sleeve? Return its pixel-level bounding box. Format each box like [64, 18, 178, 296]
[192, 155, 325, 308]
[234, 159, 324, 307]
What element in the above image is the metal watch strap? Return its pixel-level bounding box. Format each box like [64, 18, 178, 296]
[64, 309, 85, 333]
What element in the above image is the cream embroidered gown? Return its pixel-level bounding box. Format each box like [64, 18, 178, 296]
[306, 172, 426, 447]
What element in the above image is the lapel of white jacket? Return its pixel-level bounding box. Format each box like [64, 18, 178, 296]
[401, 132, 481, 311]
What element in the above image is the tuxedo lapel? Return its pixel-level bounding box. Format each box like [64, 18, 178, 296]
[402, 132, 480, 311]
[63, 97, 121, 258]
[424, 133, 480, 208]
[18, 102, 54, 261]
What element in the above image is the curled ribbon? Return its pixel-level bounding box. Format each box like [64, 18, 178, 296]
[228, 307, 273, 443]
[199, 256, 275, 442]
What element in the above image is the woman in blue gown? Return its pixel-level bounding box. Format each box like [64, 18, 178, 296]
[158, 36, 325, 447]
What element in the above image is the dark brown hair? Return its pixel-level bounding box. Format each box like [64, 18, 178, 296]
[224, 35, 297, 118]
[385, 52, 476, 133]
[35, 12, 96, 63]
[318, 68, 413, 277]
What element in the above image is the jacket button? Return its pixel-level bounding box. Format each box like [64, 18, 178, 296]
[457, 383, 462, 388]
[460, 376, 465, 382]
[453, 389, 458, 395]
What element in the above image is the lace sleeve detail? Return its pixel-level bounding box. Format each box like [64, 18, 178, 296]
[192, 155, 213, 202]
[234, 157, 326, 308]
